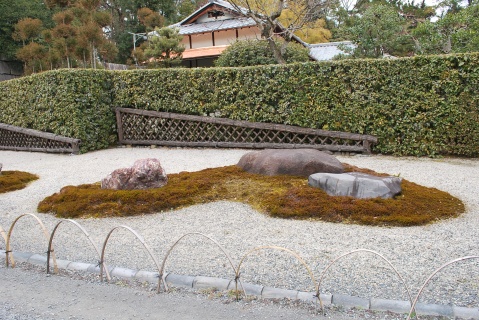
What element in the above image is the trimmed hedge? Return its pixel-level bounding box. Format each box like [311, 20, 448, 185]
[1, 53, 478, 156]
[0, 69, 116, 152]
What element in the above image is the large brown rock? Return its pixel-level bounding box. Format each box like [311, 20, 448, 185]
[101, 158, 168, 190]
[237, 149, 344, 177]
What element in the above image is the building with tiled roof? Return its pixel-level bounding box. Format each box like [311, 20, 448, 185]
[159, 0, 351, 67]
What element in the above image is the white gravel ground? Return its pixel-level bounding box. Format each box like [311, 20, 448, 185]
[1, 147, 479, 308]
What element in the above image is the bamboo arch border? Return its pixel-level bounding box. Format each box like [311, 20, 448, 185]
[235, 245, 317, 302]
[158, 232, 245, 297]
[46, 219, 111, 281]
[406, 256, 479, 320]
[5, 213, 57, 272]
[0, 223, 14, 266]
[101, 225, 165, 292]
[316, 249, 417, 316]
[1, 214, 479, 318]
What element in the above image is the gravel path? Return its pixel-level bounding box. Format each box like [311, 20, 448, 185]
[1, 147, 479, 309]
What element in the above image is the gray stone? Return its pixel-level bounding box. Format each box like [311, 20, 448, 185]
[101, 158, 167, 190]
[309, 172, 402, 199]
[237, 149, 344, 177]
[0, 163, 2, 174]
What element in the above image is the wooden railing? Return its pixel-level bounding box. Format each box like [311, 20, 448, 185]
[115, 107, 377, 154]
[0, 123, 81, 154]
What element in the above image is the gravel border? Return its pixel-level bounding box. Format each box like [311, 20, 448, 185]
[1, 147, 479, 311]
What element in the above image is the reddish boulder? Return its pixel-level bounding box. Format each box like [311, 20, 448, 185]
[237, 149, 344, 177]
[101, 158, 167, 190]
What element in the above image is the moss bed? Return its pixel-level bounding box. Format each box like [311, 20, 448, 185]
[0, 171, 39, 193]
[37, 164, 465, 227]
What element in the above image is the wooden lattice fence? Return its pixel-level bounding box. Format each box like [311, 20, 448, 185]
[116, 108, 377, 154]
[0, 123, 81, 154]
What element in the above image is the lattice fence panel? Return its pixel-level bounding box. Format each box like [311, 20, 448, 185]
[116, 108, 377, 154]
[0, 124, 80, 154]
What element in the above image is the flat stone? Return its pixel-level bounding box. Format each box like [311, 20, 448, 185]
[237, 149, 344, 177]
[309, 172, 402, 199]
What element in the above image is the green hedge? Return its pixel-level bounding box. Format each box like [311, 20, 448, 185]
[0, 69, 116, 152]
[112, 53, 479, 156]
[1, 53, 478, 156]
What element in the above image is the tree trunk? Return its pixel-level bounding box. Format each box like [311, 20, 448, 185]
[267, 37, 286, 64]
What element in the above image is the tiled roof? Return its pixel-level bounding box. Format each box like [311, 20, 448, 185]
[175, 0, 248, 26]
[308, 41, 354, 61]
[173, 17, 257, 35]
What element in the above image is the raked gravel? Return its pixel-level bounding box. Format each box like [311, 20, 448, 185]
[1, 147, 479, 308]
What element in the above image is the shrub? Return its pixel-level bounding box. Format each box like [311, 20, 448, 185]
[214, 39, 311, 67]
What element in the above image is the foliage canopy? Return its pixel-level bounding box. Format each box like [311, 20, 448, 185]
[215, 39, 310, 67]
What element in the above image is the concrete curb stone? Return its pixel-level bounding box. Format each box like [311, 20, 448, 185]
[67, 261, 92, 272]
[165, 273, 195, 288]
[135, 270, 159, 281]
[453, 306, 479, 319]
[415, 302, 454, 317]
[110, 266, 138, 279]
[262, 286, 298, 299]
[27, 254, 47, 266]
[228, 281, 263, 296]
[370, 298, 411, 314]
[333, 294, 370, 310]
[193, 276, 231, 291]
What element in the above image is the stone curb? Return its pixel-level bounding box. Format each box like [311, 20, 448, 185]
[7, 252, 479, 319]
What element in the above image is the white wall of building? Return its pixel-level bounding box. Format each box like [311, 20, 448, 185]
[192, 33, 213, 48]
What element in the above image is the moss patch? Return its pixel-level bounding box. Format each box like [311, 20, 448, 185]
[37, 165, 465, 226]
[0, 171, 39, 193]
